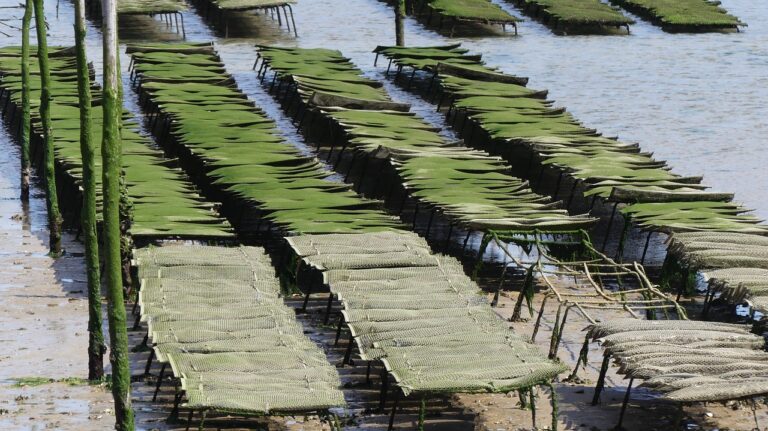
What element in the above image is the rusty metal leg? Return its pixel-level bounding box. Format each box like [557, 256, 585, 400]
[366, 361, 372, 385]
[379, 369, 389, 411]
[600, 202, 619, 252]
[640, 231, 653, 264]
[492, 265, 507, 307]
[144, 349, 155, 375]
[342, 333, 354, 366]
[152, 363, 167, 402]
[388, 392, 400, 431]
[334, 314, 344, 345]
[592, 353, 611, 406]
[531, 294, 549, 342]
[185, 409, 194, 431]
[550, 306, 571, 359]
[616, 377, 634, 429]
[301, 282, 313, 312]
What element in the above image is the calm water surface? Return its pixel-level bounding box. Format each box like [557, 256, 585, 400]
[292, 0, 768, 220]
[3, 0, 767, 220]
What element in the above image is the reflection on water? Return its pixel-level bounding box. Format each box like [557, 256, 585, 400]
[0, 122, 47, 233]
[290, 0, 768, 221]
[208, 0, 768, 220]
[2, 0, 767, 222]
[288, 0, 768, 219]
[473, 0, 768, 220]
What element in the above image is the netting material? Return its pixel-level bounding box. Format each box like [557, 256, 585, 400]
[256, 46, 596, 234]
[127, 43, 401, 235]
[668, 232, 768, 312]
[587, 319, 768, 402]
[135, 245, 345, 414]
[374, 44, 767, 236]
[287, 231, 566, 396]
[0, 47, 233, 240]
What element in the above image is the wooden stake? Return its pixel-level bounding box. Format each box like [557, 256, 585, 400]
[101, 0, 134, 428]
[74, 0, 105, 382]
[20, 0, 32, 201]
[33, 0, 63, 255]
[395, 0, 405, 46]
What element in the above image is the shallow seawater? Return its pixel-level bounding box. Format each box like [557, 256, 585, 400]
[190, 0, 768, 220]
[0, 0, 762, 274]
[284, 0, 768, 221]
[3, 0, 766, 219]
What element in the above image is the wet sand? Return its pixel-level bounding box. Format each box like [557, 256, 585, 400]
[0, 128, 113, 429]
[451, 287, 768, 431]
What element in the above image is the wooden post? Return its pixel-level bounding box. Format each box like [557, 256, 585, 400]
[101, 0, 134, 429]
[20, 0, 32, 201]
[546, 381, 559, 431]
[395, 0, 405, 46]
[74, 0, 105, 381]
[33, 0, 63, 256]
